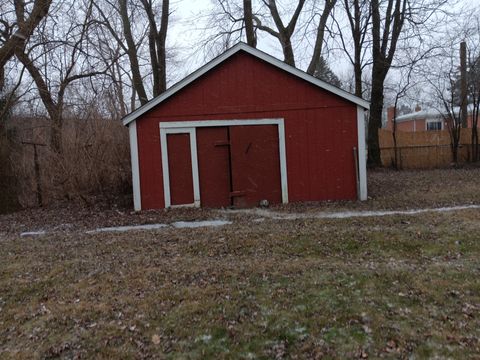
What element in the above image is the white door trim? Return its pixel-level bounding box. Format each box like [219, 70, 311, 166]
[159, 118, 288, 208]
[160, 127, 201, 208]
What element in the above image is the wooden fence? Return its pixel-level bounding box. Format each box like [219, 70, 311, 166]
[379, 129, 474, 169]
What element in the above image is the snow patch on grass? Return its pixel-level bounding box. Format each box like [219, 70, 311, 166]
[86, 224, 168, 233]
[171, 220, 232, 228]
[228, 204, 480, 220]
[85, 220, 232, 233]
[195, 334, 212, 343]
[20, 230, 46, 237]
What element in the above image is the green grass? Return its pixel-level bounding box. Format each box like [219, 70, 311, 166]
[1, 210, 480, 358]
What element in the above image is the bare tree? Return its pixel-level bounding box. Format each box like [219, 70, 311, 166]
[332, 0, 371, 97]
[15, 0, 109, 153]
[463, 12, 480, 161]
[441, 10, 480, 161]
[93, 0, 170, 107]
[469, 51, 480, 161]
[388, 51, 431, 169]
[253, 0, 306, 66]
[420, 7, 480, 164]
[0, 0, 52, 88]
[331, 0, 450, 165]
[206, 0, 337, 76]
[367, 0, 450, 166]
[426, 47, 465, 163]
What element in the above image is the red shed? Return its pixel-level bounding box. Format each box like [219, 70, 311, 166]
[123, 43, 369, 211]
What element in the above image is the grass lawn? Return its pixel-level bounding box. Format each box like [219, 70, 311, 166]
[1, 168, 480, 358]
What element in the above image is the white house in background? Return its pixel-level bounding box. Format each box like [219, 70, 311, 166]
[385, 104, 479, 132]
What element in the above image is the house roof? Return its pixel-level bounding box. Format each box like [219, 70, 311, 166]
[395, 109, 443, 122]
[395, 104, 477, 123]
[122, 42, 370, 126]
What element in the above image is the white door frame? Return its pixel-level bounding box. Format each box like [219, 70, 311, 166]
[159, 118, 289, 208]
[160, 127, 200, 208]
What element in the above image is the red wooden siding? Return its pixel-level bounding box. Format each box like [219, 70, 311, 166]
[166, 133, 194, 205]
[230, 125, 281, 207]
[196, 127, 231, 207]
[196, 125, 281, 208]
[136, 51, 358, 209]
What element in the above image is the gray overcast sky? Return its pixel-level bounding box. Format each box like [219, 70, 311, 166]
[167, 0, 303, 77]
[166, 0, 479, 82]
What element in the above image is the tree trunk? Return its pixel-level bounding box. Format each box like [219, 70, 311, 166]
[156, 0, 169, 95]
[282, 36, 295, 66]
[451, 136, 459, 163]
[141, 0, 169, 97]
[149, 30, 160, 95]
[307, 0, 337, 75]
[392, 104, 398, 169]
[243, 0, 256, 47]
[367, 76, 385, 166]
[472, 127, 478, 162]
[114, 60, 127, 118]
[119, 0, 148, 106]
[354, 61, 362, 97]
[449, 125, 461, 164]
[0, 67, 4, 92]
[460, 41, 468, 128]
[50, 112, 63, 154]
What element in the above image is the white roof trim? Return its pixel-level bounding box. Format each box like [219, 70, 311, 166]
[123, 42, 370, 126]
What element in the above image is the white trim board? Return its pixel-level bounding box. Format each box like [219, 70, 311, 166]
[128, 120, 142, 211]
[123, 43, 369, 126]
[160, 118, 284, 129]
[159, 118, 288, 208]
[356, 106, 368, 201]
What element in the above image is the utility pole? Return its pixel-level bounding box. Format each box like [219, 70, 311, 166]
[460, 41, 468, 128]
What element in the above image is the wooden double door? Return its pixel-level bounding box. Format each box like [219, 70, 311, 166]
[166, 124, 282, 208]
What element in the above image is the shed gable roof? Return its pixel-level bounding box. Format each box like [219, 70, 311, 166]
[123, 42, 370, 126]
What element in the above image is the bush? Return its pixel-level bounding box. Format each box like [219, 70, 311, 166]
[7, 115, 132, 209]
[0, 130, 20, 214]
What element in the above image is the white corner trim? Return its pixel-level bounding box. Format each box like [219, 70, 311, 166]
[159, 127, 170, 207]
[277, 121, 289, 203]
[356, 106, 368, 201]
[128, 120, 142, 211]
[159, 118, 288, 208]
[122, 43, 369, 126]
